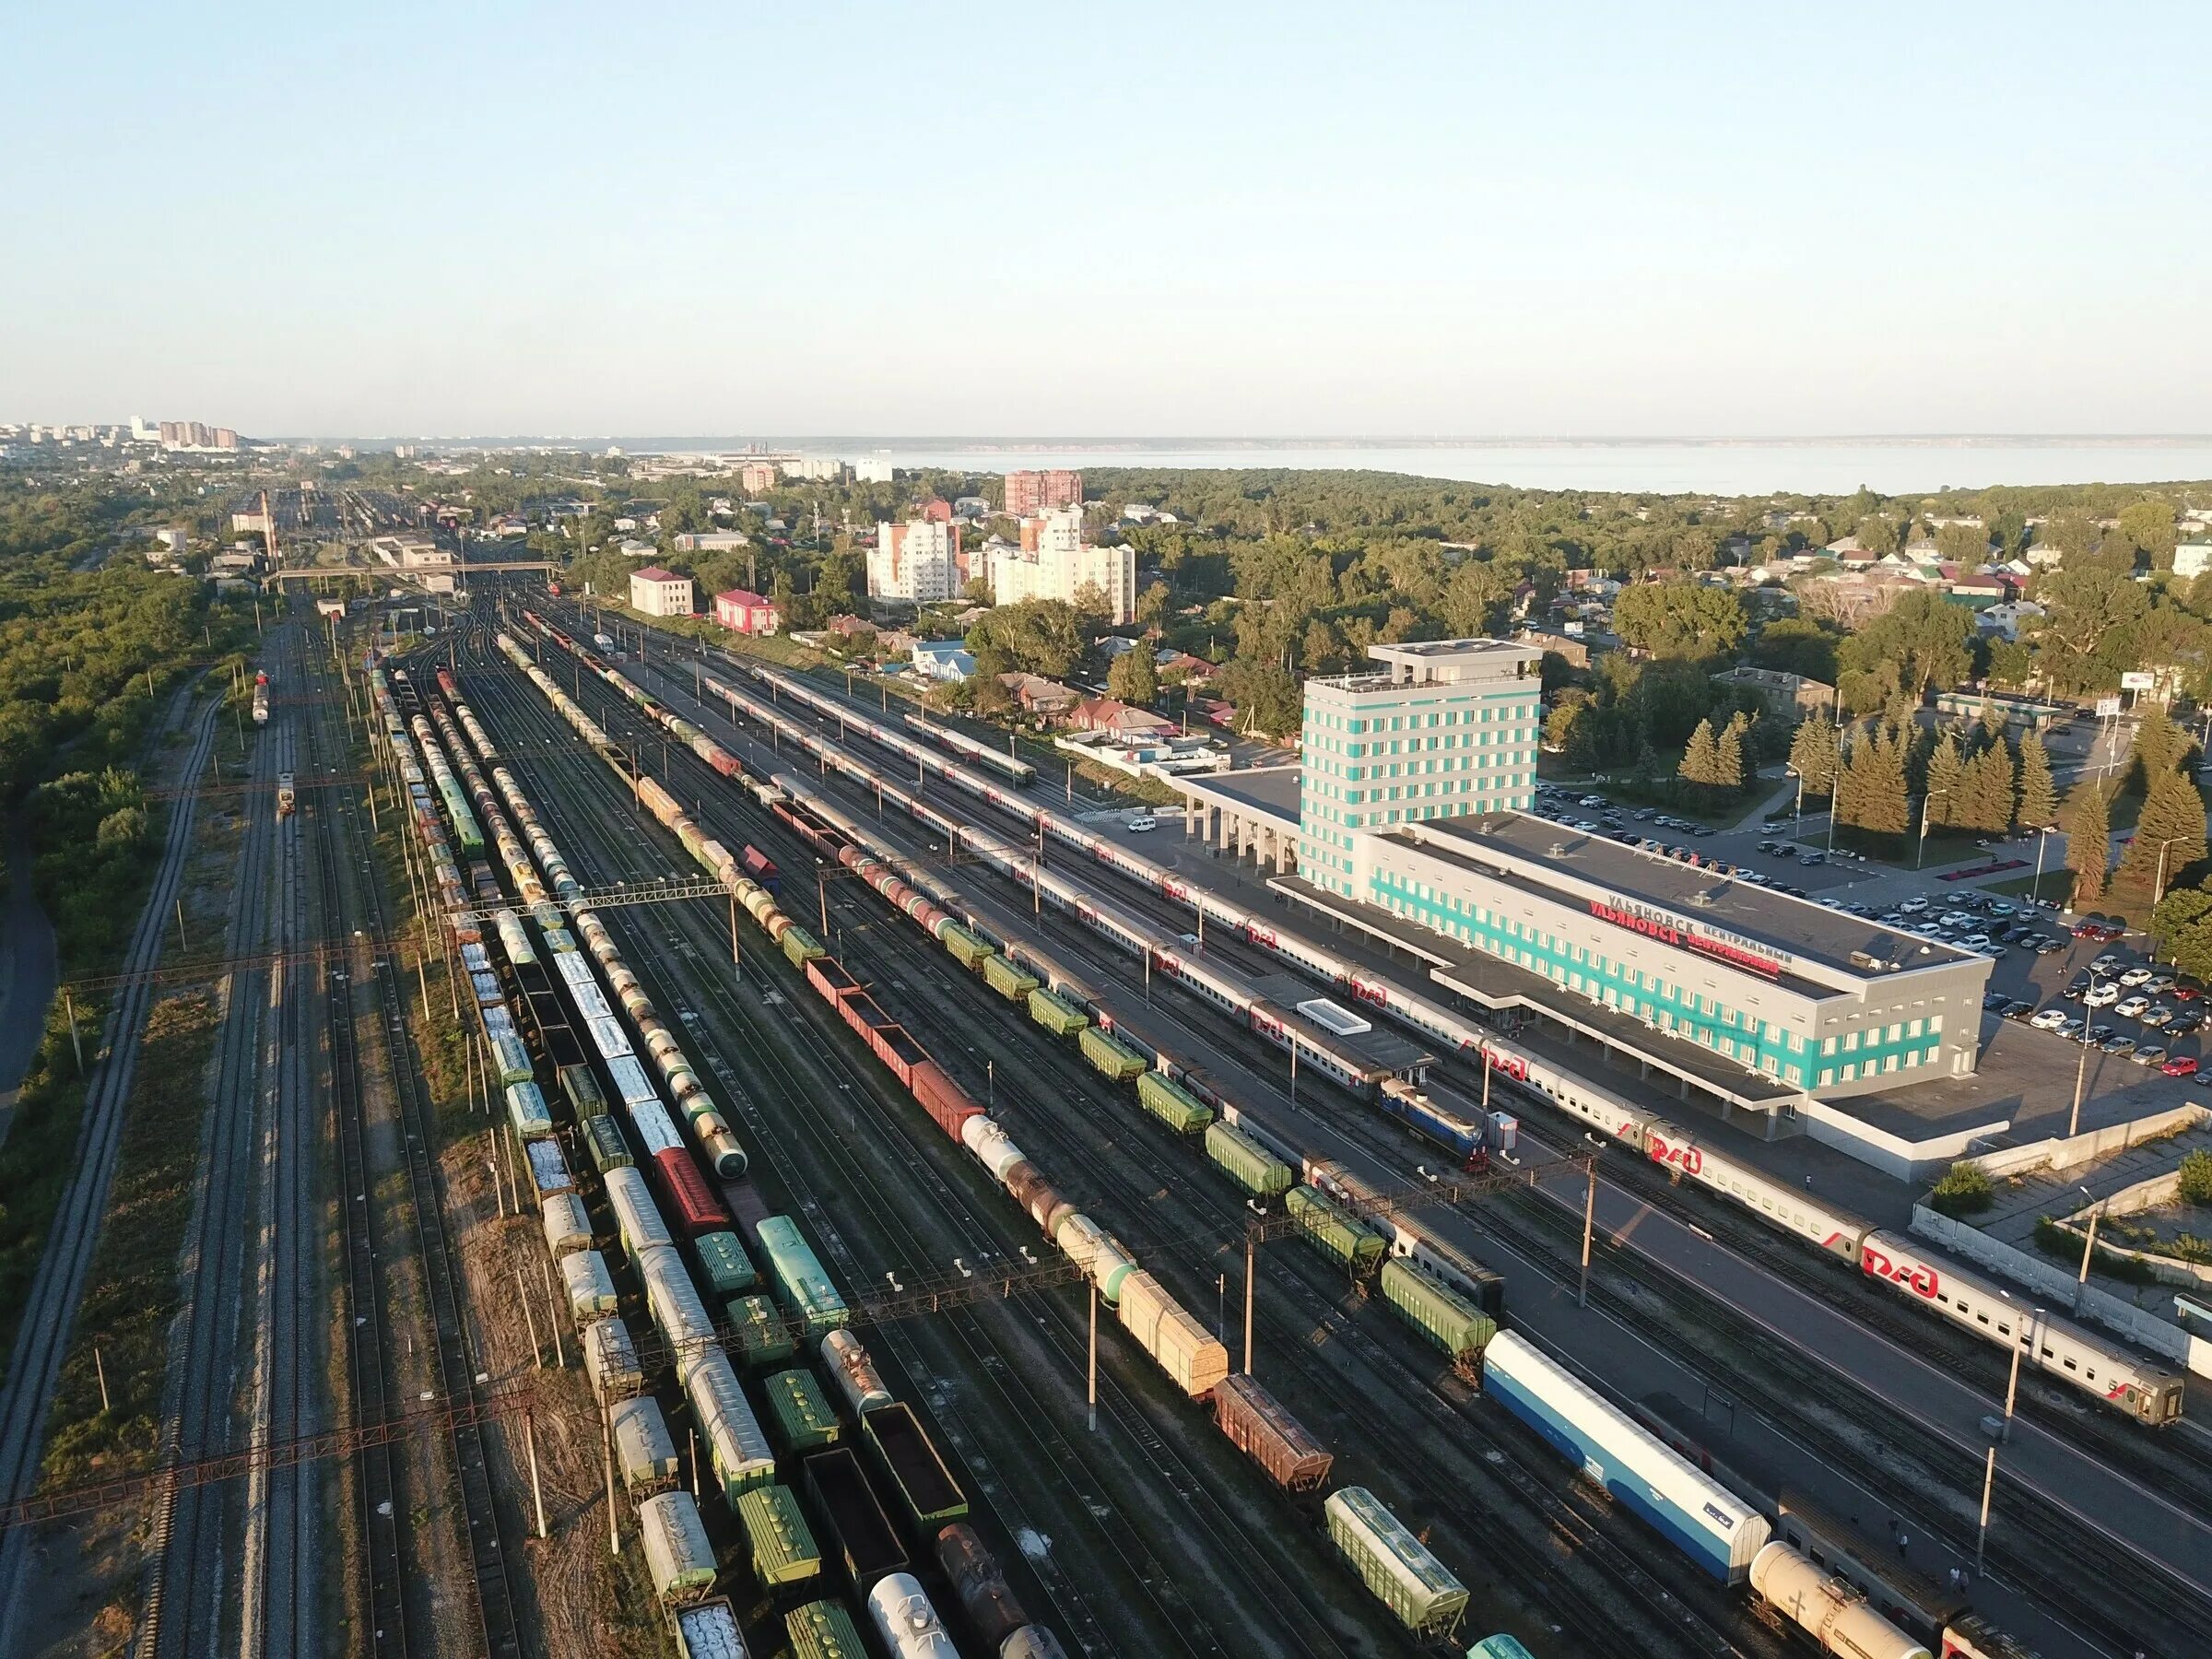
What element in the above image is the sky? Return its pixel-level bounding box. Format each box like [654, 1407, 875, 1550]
[4, 1, 2208, 440]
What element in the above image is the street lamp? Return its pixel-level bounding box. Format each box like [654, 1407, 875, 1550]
[2075, 1185, 2103, 1309]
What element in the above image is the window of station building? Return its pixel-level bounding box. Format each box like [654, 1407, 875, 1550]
[1818, 1067, 1836, 1085]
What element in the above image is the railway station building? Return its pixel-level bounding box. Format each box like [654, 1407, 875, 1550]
[1172, 640, 1992, 1113]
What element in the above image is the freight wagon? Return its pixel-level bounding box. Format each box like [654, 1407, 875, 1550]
[757, 1216, 851, 1335]
[728, 1293, 798, 1367]
[1467, 1634, 1540, 1659]
[506, 1081, 554, 1139]
[560, 1250, 618, 1320]
[1380, 1259, 1496, 1370]
[1078, 1025, 1147, 1081]
[651, 1147, 730, 1239]
[1028, 987, 1088, 1036]
[865, 1573, 960, 1659]
[862, 1402, 968, 1533]
[941, 924, 994, 970]
[821, 1331, 895, 1416]
[935, 1524, 1033, 1652]
[1324, 1486, 1468, 1641]
[582, 1112, 633, 1172]
[1212, 1373, 1333, 1492]
[583, 1315, 643, 1401]
[672, 1598, 745, 1659]
[1136, 1069, 1213, 1134]
[1113, 1272, 1229, 1396]
[1481, 1330, 1771, 1585]
[605, 1167, 674, 1260]
[638, 1490, 718, 1601]
[1205, 1121, 1293, 1198]
[784, 1601, 867, 1659]
[693, 1230, 758, 1296]
[907, 1060, 983, 1140]
[736, 1483, 822, 1589]
[741, 844, 781, 893]
[1286, 1184, 1386, 1276]
[684, 1348, 778, 1502]
[609, 1394, 679, 1493]
[765, 1368, 843, 1452]
[803, 1446, 907, 1585]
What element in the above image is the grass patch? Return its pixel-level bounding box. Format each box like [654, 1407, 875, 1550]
[2032, 1216, 2160, 1285]
[39, 992, 220, 1488]
[0, 1011, 97, 1369]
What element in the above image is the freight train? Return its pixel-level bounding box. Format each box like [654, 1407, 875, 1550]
[251, 669, 269, 726]
[568, 637, 2179, 1429]
[390, 661, 1075, 1658]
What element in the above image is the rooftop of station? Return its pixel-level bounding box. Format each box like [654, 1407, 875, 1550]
[1172, 765, 1302, 828]
[1404, 813, 1978, 984]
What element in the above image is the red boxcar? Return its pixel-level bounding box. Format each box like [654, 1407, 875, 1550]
[741, 844, 781, 894]
[806, 957, 864, 1005]
[909, 1061, 983, 1141]
[651, 1147, 729, 1239]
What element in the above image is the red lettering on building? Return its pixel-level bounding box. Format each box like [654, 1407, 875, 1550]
[1587, 899, 1783, 979]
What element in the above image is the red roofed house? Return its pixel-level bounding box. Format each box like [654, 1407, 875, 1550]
[629, 565, 695, 618]
[713, 588, 781, 636]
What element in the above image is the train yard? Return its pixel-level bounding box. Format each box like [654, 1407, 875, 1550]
[5, 577, 2206, 1659]
[498, 588, 2212, 1659]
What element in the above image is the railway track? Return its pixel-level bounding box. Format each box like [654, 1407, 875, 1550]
[303, 635, 413, 1655]
[0, 688, 225, 1648]
[588, 628, 2202, 1655]
[322, 637, 523, 1656]
[146, 632, 300, 1659]
[461, 641, 1382, 1659]
[475, 622, 1782, 1657]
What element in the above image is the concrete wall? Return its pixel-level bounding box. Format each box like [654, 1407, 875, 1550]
[2044, 1172, 2212, 1294]
[1971, 1104, 2207, 1181]
[1801, 1099, 2007, 1182]
[1912, 1205, 2212, 1380]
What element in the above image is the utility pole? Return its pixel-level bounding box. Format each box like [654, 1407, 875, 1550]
[1087, 1281, 1098, 1433]
[1974, 1445, 1997, 1574]
[1242, 1230, 1256, 1375]
[1578, 1167, 1597, 1309]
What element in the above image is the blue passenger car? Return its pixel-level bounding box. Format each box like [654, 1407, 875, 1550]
[1481, 1331, 1770, 1583]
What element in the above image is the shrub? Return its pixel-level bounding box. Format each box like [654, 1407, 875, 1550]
[1928, 1160, 1994, 1218]
[2179, 1149, 2212, 1207]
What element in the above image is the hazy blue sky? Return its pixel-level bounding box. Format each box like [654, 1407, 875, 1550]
[6, 2, 2207, 438]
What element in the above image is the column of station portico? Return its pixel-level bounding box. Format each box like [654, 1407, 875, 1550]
[1183, 799, 1297, 875]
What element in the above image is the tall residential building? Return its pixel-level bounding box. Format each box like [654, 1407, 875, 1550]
[1004, 469, 1083, 518]
[869, 519, 960, 603]
[157, 420, 239, 451]
[1296, 640, 1543, 899]
[737, 461, 779, 493]
[989, 506, 1137, 623]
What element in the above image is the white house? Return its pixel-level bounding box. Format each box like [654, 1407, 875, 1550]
[629, 566, 695, 617]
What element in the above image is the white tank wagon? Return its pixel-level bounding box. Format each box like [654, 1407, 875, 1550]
[1749, 1541, 1932, 1659]
[820, 1330, 894, 1417]
[1482, 1330, 1770, 1584]
[1323, 1486, 1468, 1641]
[864, 1573, 961, 1659]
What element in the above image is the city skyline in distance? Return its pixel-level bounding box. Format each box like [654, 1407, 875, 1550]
[6, 3, 2209, 439]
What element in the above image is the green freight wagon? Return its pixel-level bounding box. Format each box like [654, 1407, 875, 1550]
[1028, 988, 1088, 1037]
[756, 1215, 852, 1336]
[694, 1230, 758, 1297]
[779, 925, 825, 967]
[784, 1600, 867, 1659]
[1078, 1026, 1147, 1081]
[942, 924, 994, 971]
[982, 955, 1039, 1001]
[727, 1293, 797, 1368]
[557, 1063, 605, 1116]
[1325, 1486, 1469, 1640]
[1205, 1121, 1293, 1198]
[581, 1113, 633, 1172]
[1380, 1260, 1497, 1363]
[1136, 1070, 1213, 1134]
[862, 1401, 969, 1532]
[1287, 1184, 1386, 1275]
[735, 1483, 822, 1588]
[764, 1368, 843, 1452]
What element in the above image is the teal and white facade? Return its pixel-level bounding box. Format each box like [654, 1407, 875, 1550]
[1356, 816, 1988, 1100]
[1297, 640, 1543, 899]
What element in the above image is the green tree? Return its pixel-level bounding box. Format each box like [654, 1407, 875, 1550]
[2120, 500, 2180, 569]
[1107, 644, 1159, 707]
[2151, 887, 2212, 982]
[1855, 515, 1900, 556]
[2128, 711, 2193, 787]
[2179, 1149, 2212, 1206]
[1789, 713, 1839, 802]
[1749, 617, 1839, 682]
[1714, 714, 1746, 791]
[2117, 768, 2207, 895]
[1839, 589, 1974, 700]
[2017, 729, 2057, 829]
[1934, 522, 1990, 564]
[1964, 741, 2017, 835]
[1924, 732, 1966, 830]
[1678, 719, 1722, 787]
[2065, 782, 2111, 906]
[1611, 582, 1747, 659]
[1840, 724, 1912, 837]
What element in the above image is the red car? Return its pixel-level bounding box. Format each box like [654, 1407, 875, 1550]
[2175, 979, 2205, 1003]
[2162, 1054, 2199, 1077]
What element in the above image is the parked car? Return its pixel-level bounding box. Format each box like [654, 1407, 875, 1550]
[2059, 1017, 2086, 1039]
[2148, 974, 2178, 994]
[2143, 1005, 2176, 1028]
[2088, 1024, 2117, 1044]
[2085, 984, 2121, 1007]
[2090, 954, 2123, 974]
[2176, 978, 2206, 1002]
[2116, 994, 2153, 1018]
[2030, 1008, 2070, 1030]
[2101, 1035, 2137, 1055]
[1900, 897, 1930, 913]
[2170, 1011, 2206, 1036]
[2162, 1054, 2200, 1077]
[2120, 966, 2155, 987]
[2134, 1046, 2168, 1068]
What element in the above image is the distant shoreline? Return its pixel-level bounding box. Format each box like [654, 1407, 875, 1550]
[312, 433, 2212, 452]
